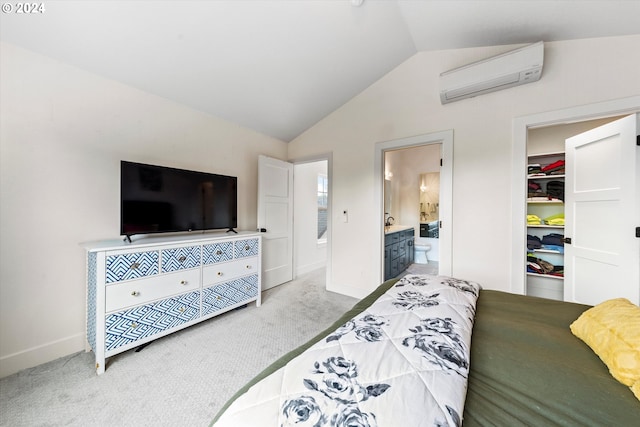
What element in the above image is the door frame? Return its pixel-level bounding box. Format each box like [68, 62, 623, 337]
[374, 130, 454, 283]
[289, 152, 333, 290]
[510, 95, 640, 295]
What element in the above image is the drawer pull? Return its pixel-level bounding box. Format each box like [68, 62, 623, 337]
[179, 307, 185, 313]
[216, 296, 221, 300]
[217, 272, 223, 276]
[216, 250, 222, 255]
[178, 256, 186, 262]
[180, 280, 187, 285]
[131, 322, 138, 329]
[246, 265, 251, 269]
[244, 246, 250, 251]
[130, 262, 140, 270]
[131, 291, 140, 296]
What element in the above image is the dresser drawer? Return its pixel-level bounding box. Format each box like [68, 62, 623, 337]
[105, 250, 159, 283]
[202, 241, 234, 265]
[161, 245, 201, 272]
[202, 274, 259, 316]
[202, 257, 258, 286]
[104, 290, 200, 352]
[234, 238, 259, 258]
[105, 269, 200, 312]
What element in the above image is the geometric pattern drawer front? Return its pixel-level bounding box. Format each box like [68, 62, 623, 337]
[234, 238, 259, 258]
[201, 274, 258, 316]
[161, 246, 201, 272]
[104, 291, 200, 352]
[202, 241, 233, 265]
[106, 251, 159, 283]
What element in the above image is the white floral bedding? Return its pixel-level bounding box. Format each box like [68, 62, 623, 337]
[213, 275, 481, 427]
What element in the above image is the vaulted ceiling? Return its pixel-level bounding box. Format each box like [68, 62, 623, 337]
[2, 0, 638, 141]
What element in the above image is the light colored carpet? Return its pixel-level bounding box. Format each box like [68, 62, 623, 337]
[0, 268, 358, 427]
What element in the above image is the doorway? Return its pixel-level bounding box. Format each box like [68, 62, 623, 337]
[258, 155, 331, 290]
[510, 96, 640, 296]
[292, 154, 332, 290]
[293, 159, 329, 276]
[384, 144, 441, 275]
[375, 130, 453, 282]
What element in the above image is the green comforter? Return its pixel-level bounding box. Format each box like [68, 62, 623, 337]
[465, 289, 640, 426]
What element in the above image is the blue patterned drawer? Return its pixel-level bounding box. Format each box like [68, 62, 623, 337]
[201, 274, 258, 316]
[106, 251, 159, 283]
[104, 291, 200, 352]
[161, 246, 200, 272]
[202, 241, 234, 265]
[234, 238, 259, 258]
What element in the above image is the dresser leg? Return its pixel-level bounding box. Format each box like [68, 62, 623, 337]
[96, 358, 105, 375]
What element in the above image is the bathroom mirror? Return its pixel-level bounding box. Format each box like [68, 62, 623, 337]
[419, 172, 440, 238]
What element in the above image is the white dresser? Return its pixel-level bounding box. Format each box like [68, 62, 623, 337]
[84, 231, 261, 374]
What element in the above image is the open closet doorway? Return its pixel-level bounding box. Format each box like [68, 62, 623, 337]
[375, 130, 453, 283]
[510, 96, 640, 299]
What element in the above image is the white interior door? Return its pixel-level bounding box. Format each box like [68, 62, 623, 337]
[564, 114, 639, 305]
[258, 155, 294, 290]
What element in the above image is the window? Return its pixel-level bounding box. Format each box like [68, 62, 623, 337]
[317, 174, 328, 241]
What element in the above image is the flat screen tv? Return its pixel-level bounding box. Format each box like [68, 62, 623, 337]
[120, 161, 237, 238]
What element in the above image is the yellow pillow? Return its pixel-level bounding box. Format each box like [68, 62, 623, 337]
[570, 298, 640, 400]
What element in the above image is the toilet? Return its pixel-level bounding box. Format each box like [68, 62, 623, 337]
[414, 244, 431, 264]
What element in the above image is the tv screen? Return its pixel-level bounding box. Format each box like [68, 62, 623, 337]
[120, 161, 237, 236]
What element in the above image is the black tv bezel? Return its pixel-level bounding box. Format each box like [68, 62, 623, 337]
[120, 161, 238, 240]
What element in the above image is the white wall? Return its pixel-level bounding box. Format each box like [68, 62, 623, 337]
[293, 161, 328, 275]
[0, 42, 288, 377]
[288, 35, 640, 298]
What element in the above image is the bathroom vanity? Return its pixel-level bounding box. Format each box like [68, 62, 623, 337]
[384, 226, 414, 280]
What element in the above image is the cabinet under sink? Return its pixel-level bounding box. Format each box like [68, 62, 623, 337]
[384, 227, 415, 280]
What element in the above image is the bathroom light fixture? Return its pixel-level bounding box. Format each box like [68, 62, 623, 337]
[351, 0, 364, 6]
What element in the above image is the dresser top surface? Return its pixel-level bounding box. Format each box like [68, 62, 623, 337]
[82, 230, 261, 252]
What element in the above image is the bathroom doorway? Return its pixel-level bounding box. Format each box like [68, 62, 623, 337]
[385, 144, 441, 276]
[375, 130, 453, 282]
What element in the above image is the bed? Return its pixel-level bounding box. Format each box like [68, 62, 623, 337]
[211, 275, 640, 426]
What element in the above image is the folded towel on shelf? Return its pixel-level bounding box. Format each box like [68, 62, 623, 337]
[527, 214, 542, 225]
[544, 213, 565, 226]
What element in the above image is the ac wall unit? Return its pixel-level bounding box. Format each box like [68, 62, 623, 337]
[439, 41, 544, 104]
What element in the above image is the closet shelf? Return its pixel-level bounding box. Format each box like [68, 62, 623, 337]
[527, 199, 563, 204]
[527, 272, 564, 280]
[531, 249, 563, 255]
[528, 174, 565, 180]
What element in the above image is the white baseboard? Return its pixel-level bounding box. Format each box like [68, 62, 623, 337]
[326, 281, 372, 299]
[295, 260, 325, 277]
[0, 333, 85, 378]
